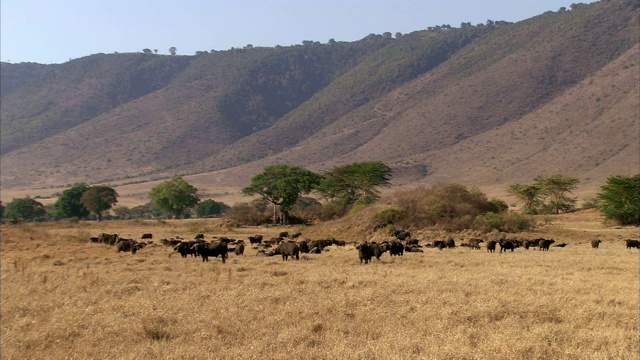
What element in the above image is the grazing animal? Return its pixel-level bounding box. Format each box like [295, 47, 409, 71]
[331, 239, 346, 246]
[591, 239, 602, 249]
[486, 240, 497, 253]
[290, 232, 302, 239]
[445, 238, 456, 249]
[234, 241, 245, 255]
[195, 233, 205, 240]
[432, 240, 446, 250]
[389, 241, 404, 256]
[192, 239, 229, 263]
[371, 242, 387, 260]
[356, 242, 374, 264]
[141, 233, 153, 240]
[625, 239, 640, 249]
[297, 241, 310, 253]
[393, 230, 411, 241]
[499, 240, 515, 252]
[279, 231, 289, 238]
[116, 239, 136, 253]
[538, 239, 555, 251]
[405, 238, 419, 245]
[555, 243, 567, 248]
[174, 241, 199, 258]
[278, 241, 300, 261]
[468, 238, 484, 250]
[98, 233, 119, 245]
[522, 240, 531, 250]
[249, 235, 263, 245]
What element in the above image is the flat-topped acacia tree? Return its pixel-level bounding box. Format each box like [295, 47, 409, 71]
[243, 164, 322, 225]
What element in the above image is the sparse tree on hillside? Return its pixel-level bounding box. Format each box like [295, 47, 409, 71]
[535, 174, 580, 214]
[318, 161, 392, 206]
[149, 176, 199, 219]
[81, 186, 118, 221]
[508, 183, 543, 214]
[596, 174, 639, 225]
[243, 164, 322, 225]
[169, 47, 177, 55]
[142, 48, 153, 54]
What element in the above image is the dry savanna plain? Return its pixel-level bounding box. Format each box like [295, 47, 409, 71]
[1, 210, 638, 359]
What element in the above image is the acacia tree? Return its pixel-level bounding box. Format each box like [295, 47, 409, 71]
[508, 183, 543, 214]
[4, 198, 47, 221]
[535, 174, 580, 214]
[317, 161, 392, 206]
[81, 186, 118, 221]
[242, 164, 322, 225]
[169, 47, 177, 55]
[195, 199, 229, 218]
[597, 174, 639, 225]
[53, 184, 89, 219]
[149, 176, 199, 218]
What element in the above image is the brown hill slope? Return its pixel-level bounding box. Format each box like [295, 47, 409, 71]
[0, 0, 638, 206]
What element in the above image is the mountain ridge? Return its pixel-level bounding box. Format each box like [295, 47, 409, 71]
[1, 0, 638, 206]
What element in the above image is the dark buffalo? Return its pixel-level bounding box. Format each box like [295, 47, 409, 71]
[530, 238, 545, 249]
[555, 243, 567, 248]
[290, 232, 302, 239]
[309, 247, 322, 254]
[625, 239, 640, 249]
[234, 241, 245, 255]
[90, 237, 99, 243]
[249, 235, 263, 245]
[389, 241, 404, 256]
[523, 240, 531, 250]
[279, 231, 289, 238]
[331, 239, 346, 247]
[405, 245, 424, 253]
[405, 238, 419, 246]
[141, 233, 153, 240]
[371, 242, 387, 260]
[278, 241, 299, 261]
[445, 238, 456, 249]
[468, 238, 484, 250]
[393, 230, 411, 241]
[193, 240, 229, 263]
[309, 239, 332, 250]
[98, 233, 119, 245]
[486, 240, 497, 253]
[499, 240, 515, 252]
[591, 239, 602, 249]
[174, 241, 200, 258]
[356, 242, 374, 264]
[297, 241, 310, 253]
[195, 233, 205, 240]
[116, 239, 136, 253]
[432, 240, 446, 249]
[539, 239, 555, 251]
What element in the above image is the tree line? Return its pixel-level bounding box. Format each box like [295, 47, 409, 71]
[1, 168, 637, 227]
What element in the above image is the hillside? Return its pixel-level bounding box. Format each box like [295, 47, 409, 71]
[1, 0, 638, 206]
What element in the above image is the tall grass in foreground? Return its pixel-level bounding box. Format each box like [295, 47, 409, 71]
[1, 213, 638, 359]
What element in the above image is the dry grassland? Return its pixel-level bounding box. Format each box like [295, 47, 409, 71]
[1, 210, 638, 359]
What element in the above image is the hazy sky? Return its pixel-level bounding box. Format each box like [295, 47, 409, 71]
[1, 0, 596, 64]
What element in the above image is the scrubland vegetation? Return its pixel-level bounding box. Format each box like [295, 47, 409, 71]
[1, 208, 637, 359]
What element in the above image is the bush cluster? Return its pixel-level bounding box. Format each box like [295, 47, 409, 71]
[370, 183, 533, 233]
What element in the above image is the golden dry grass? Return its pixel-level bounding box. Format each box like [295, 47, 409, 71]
[1, 210, 638, 359]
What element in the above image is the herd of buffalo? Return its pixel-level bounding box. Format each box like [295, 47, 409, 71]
[89, 229, 640, 264]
